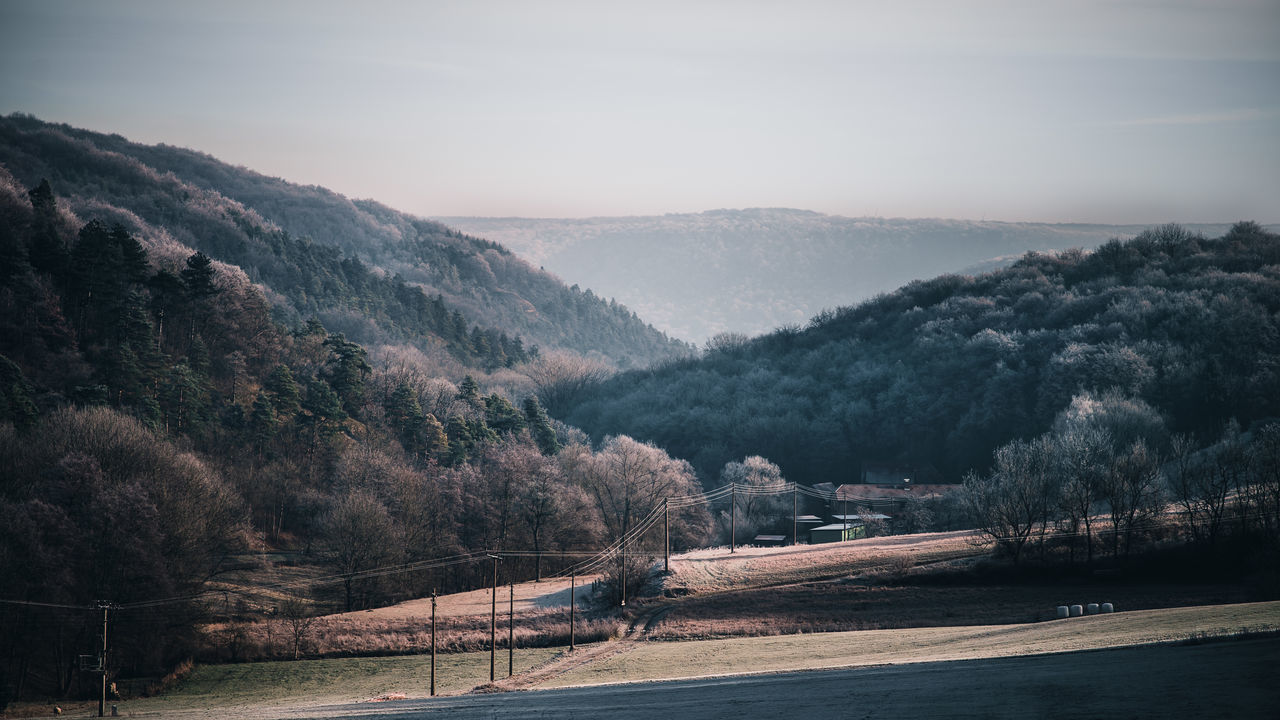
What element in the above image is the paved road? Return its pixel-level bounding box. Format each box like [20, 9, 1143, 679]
[275, 637, 1279, 720]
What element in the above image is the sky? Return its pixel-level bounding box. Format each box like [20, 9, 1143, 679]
[1, 0, 1278, 224]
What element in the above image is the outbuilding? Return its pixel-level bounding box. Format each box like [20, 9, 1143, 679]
[809, 523, 866, 543]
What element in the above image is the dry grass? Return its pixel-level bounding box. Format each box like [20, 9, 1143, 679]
[544, 600, 1280, 688]
[111, 646, 567, 715]
[666, 531, 987, 594]
[206, 608, 621, 661]
[327, 575, 601, 620]
[649, 581, 1260, 639]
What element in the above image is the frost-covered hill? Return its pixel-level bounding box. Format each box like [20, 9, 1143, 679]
[439, 210, 1256, 343]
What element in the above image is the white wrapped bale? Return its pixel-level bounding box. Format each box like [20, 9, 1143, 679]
[1070, 604, 1083, 617]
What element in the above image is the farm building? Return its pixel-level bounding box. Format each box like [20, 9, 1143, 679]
[809, 523, 866, 543]
[753, 534, 787, 546]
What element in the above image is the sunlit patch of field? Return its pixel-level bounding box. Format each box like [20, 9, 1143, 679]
[666, 530, 988, 593]
[329, 574, 600, 620]
[545, 601, 1280, 688]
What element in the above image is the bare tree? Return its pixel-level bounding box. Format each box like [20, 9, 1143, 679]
[963, 436, 1057, 564]
[720, 456, 788, 542]
[1169, 433, 1231, 548]
[1101, 440, 1164, 558]
[1056, 425, 1111, 564]
[322, 490, 396, 611]
[566, 435, 710, 551]
[519, 350, 613, 418]
[278, 597, 317, 660]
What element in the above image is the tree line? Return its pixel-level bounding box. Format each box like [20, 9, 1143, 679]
[963, 391, 1280, 567]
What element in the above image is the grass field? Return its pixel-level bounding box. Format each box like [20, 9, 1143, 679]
[23, 600, 1276, 718]
[544, 600, 1280, 688]
[107, 646, 564, 716]
[666, 531, 986, 593]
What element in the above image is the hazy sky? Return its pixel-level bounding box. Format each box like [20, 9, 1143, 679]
[2, 1, 1277, 223]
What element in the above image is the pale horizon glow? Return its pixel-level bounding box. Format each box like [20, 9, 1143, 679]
[2, 0, 1278, 224]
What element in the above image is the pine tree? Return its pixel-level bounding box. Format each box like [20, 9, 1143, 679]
[484, 393, 526, 435]
[26, 179, 66, 278]
[249, 390, 278, 453]
[264, 364, 301, 418]
[457, 375, 480, 408]
[523, 396, 560, 455]
[321, 334, 371, 417]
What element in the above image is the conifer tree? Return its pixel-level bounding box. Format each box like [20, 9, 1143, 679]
[523, 396, 560, 455]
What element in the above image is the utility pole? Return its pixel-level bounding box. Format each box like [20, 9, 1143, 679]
[508, 579, 514, 677]
[792, 482, 798, 546]
[98, 602, 109, 718]
[663, 498, 670, 573]
[488, 554, 499, 682]
[730, 482, 736, 553]
[430, 591, 436, 696]
[620, 546, 627, 607]
[842, 491, 849, 539]
[569, 571, 576, 651]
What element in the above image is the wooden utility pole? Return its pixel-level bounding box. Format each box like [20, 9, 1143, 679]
[488, 555, 499, 682]
[98, 602, 109, 718]
[663, 498, 670, 573]
[430, 591, 437, 696]
[569, 571, 576, 651]
[730, 483, 736, 553]
[620, 546, 627, 607]
[508, 579, 514, 677]
[843, 492, 849, 538]
[792, 483, 798, 546]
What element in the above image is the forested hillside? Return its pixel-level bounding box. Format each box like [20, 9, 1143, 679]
[0, 132, 705, 700]
[0, 113, 687, 370]
[563, 224, 1280, 486]
[441, 210, 1257, 342]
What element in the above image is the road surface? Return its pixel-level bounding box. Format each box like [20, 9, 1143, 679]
[264, 636, 1278, 720]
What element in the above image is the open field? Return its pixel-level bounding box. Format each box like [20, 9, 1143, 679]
[545, 600, 1280, 688]
[666, 531, 987, 593]
[648, 579, 1260, 639]
[12, 602, 1277, 718]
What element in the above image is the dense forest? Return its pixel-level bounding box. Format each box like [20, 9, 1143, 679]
[0, 113, 688, 370]
[0, 171, 708, 701]
[563, 223, 1280, 487]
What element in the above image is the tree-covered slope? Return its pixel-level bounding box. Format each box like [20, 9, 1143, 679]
[440, 211, 1260, 343]
[0, 113, 686, 369]
[563, 224, 1280, 486]
[0, 161, 709, 698]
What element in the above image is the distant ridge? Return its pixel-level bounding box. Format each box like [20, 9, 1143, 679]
[439, 210, 1269, 343]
